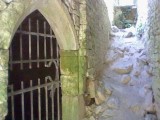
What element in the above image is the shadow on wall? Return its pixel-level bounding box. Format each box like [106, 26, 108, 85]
[85, 0, 111, 105]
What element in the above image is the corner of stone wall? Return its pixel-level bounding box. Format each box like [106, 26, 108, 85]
[0, 0, 27, 119]
[60, 49, 86, 120]
[0, 0, 86, 120]
[142, 0, 160, 119]
[81, 0, 111, 106]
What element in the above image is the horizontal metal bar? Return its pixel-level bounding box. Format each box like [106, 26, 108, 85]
[9, 59, 58, 64]
[16, 30, 56, 38]
[8, 80, 60, 97]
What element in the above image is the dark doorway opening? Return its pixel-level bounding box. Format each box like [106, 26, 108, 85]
[5, 10, 62, 120]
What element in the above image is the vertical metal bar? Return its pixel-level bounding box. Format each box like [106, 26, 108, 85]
[57, 87, 60, 120]
[37, 20, 40, 68]
[29, 18, 32, 69]
[20, 25, 23, 70]
[56, 41, 59, 60]
[11, 85, 15, 120]
[44, 21, 47, 67]
[38, 79, 41, 120]
[21, 81, 25, 120]
[30, 80, 33, 120]
[56, 40, 59, 79]
[45, 79, 48, 120]
[50, 28, 53, 59]
[51, 85, 54, 120]
[9, 45, 13, 70]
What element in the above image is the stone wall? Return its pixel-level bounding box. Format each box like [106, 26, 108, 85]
[86, 0, 110, 78]
[62, 0, 80, 35]
[141, 0, 160, 119]
[0, 0, 111, 119]
[0, 0, 80, 120]
[80, 0, 111, 103]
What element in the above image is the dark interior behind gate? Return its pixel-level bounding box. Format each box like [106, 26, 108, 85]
[6, 10, 61, 120]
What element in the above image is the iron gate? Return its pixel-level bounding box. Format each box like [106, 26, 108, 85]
[6, 10, 61, 120]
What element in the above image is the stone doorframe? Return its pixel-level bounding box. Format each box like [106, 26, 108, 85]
[0, 0, 84, 120]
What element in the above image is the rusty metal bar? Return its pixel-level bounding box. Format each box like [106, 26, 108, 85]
[57, 87, 60, 120]
[50, 28, 53, 59]
[45, 79, 48, 120]
[8, 12, 61, 120]
[9, 59, 58, 64]
[51, 85, 54, 120]
[8, 80, 59, 96]
[56, 39, 60, 120]
[37, 20, 40, 68]
[10, 85, 15, 120]
[56, 40, 59, 59]
[21, 81, 25, 120]
[20, 25, 23, 70]
[29, 18, 32, 69]
[20, 34, 23, 70]
[30, 80, 33, 120]
[44, 21, 47, 67]
[9, 44, 13, 70]
[38, 79, 41, 120]
[16, 30, 55, 38]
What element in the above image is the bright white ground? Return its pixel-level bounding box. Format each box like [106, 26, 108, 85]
[85, 27, 157, 120]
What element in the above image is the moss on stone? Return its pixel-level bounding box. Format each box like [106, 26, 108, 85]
[0, 70, 7, 118]
[78, 56, 86, 94]
[0, 1, 6, 11]
[0, 50, 9, 70]
[60, 50, 78, 57]
[61, 75, 79, 96]
[60, 56, 79, 75]
[62, 96, 79, 120]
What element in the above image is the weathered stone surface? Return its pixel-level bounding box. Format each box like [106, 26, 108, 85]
[113, 63, 133, 74]
[101, 109, 115, 118]
[129, 104, 141, 113]
[144, 91, 155, 113]
[89, 116, 95, 120]
[0, 1, 6, 11]
[61, 75, 79, 96]
[105, 49, 124, 64]
[121, 75, 131, 84]
[107, 97, 119, 109]
[2, 0, 12, 4]
[86, 0, 110, 78]
[86, 77, 96, 98]
[137, 55, 149, 65]
[140, 0, 160, 119]
[105, 86, 113, 95]
[95, 106, 102, 114]
[145, 114, 157, 120]
[0, 50, 9, 70]
[124, 32, 133, 38]
[62, 96, 79, 120]
[134, 70, 141, 77]
[0, 70, 7, 119]
[60, 51, 79, 75]
[111, 26, 119, 32]
[95, 87, 106, 105]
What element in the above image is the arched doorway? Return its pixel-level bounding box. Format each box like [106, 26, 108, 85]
[5, 10, 61, 120]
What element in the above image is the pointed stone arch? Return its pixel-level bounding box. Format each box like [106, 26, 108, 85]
[0, 0, 79, 119]
[0, 0, 78, 50]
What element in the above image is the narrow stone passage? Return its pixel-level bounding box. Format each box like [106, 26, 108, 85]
[85, 26, 157, 120]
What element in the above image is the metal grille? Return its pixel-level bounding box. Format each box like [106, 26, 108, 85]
[6, 10, 61, 120]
